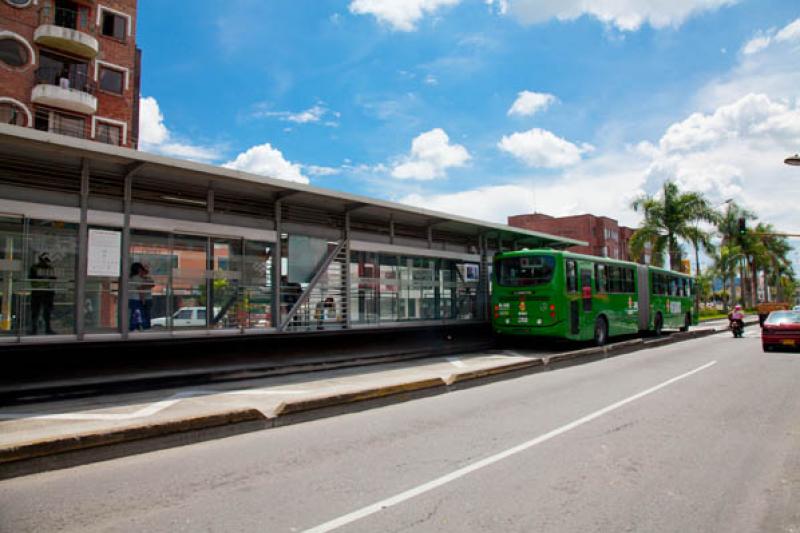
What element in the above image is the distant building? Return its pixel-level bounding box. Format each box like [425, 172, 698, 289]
[508, 213, 638, 261]
[0, 0, 141, 148]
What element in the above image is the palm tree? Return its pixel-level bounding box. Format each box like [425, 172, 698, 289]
[716, 201, 756, 306]
[629, 181, 719, 271]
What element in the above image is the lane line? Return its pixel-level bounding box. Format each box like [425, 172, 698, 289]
[303, 360, 717, 533]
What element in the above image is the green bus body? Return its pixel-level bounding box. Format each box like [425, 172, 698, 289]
[491, 249, 697, 342]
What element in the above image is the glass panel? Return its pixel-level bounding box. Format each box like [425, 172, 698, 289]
[0, 216, 23, 336]
[0, 38, 28, 68]
[351, 251, 378, 325]
[241, 240, 273, 329]
[129, 230, 172, 332]
[210, 238, 241, 329]
[379, 254, 398, 323]
[0, 103, 26, 126]
[455, 262, 479, 319]
[99, 67, 123, 94]
[496, 255, 556, 287]
[23, 219, 78, 335]
[170, 234, 208, 330]
[97, 123, 121, 145]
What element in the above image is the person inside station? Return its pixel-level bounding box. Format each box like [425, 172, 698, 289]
[129, 262, 155, 331]
[29, 252, 56, 335]
[315, 296, 336, 329]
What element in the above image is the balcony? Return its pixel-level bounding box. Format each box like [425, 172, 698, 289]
[32, 67, 97, 115]
[34, 6, 99, 59]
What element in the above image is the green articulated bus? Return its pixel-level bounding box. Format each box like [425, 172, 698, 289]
[492, 249, 697, 345]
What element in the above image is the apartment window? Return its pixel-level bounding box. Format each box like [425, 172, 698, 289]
[96, 121, 122, 145]
[0, 102, 27, 126]
[0, 36, 29, 68]
[101, 11, 127, 41]
[35, 109, 85, 139]
[98, 66, 124, 94]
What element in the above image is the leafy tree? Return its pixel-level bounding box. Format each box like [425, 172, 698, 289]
[630, 181, 719, 271]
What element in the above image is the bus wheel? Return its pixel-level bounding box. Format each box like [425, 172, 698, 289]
[594, 317, 608, 347]
[679, 313, 691, 332]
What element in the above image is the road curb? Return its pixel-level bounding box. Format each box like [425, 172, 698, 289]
[444, 359, 544, 386]
[274, 378, 447, 417]
[0, 327, 727, 478]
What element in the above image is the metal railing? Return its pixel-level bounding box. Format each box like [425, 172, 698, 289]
[35, 66, 96, 94]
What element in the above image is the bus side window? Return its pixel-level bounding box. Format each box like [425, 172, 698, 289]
[624, 268, 633, 293]
[595, 264, 606, 292]
[566, 260, 577, 292]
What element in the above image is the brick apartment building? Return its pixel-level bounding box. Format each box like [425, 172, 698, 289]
[508, 212, 638, 261]
[0, 0, 140, 148]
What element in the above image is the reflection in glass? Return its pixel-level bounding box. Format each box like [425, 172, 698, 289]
[24, 219, 77, 335]
[0, 216, 23, 336]
[241, 240, 272, 328]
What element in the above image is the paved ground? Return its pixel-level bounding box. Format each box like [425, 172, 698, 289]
[0, 321, 730, 451]
[2, 325, 798, 533]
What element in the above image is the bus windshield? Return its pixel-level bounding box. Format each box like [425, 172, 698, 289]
[496, 255, 555, 287]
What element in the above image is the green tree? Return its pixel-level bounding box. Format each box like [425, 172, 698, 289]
[629, 181, 719, 271]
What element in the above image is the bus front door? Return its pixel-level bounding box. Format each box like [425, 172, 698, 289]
[581, 269, 592, 313]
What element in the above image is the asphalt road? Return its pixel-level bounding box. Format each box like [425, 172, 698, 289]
[2, 330, 799, 533]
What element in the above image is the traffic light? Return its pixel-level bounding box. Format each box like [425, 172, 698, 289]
[738, 217, 746, 235]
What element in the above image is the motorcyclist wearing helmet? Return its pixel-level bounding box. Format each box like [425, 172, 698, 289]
[729, 304, 744, 331]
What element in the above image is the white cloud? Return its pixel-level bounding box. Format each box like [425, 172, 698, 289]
[741, 18, 800, 55]
[399, 150, 648, 226]
[391, 128, 471, 180]
[223, 144, 309, 184]
[507, 91, 557, 117]
[349, 0, 461, 31]
[305, 165, 339, 177]
[500, 0, 737, 31]
[698, 18, 800, 109]
[485, 0, 509, 15]
[138, 96, 221, 163]
[253, 103, 339, 126]
[498, 128, 593, 168]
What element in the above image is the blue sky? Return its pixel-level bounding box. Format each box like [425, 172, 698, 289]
[137, 0, 800, 267]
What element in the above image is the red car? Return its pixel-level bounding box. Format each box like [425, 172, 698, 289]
[762, 311, 800, 352]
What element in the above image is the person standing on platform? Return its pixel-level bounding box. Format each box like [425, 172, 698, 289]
[29, 252, 56, 335]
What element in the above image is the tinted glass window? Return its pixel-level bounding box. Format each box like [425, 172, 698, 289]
[566, 260, 577, 292]
[197, 309, 206, 320]
[99, 67, 123, 94]
[0, 102, 26, 126]
[101, 12, 126, 40]
[595, 264, 606, 292]
[175, 309, 192, 319]
[496, 255, 556, 287]
[96, 122, 121, 145]
[0, 38, 28, 67]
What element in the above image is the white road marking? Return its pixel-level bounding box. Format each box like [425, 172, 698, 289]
[446, 357, 466, 368]
[303, 360, 718, 533]
[0, 388, 310, 421]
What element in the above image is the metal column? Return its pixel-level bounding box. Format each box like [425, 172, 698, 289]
[344, 211, 351, 329]
[119, 165, 142, 339]
[480, 233, 490, 321]
[75, 158, 90, 339]
[271, 200, 282, 329]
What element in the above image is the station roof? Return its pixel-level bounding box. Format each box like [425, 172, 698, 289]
[0, 124, 586, 249]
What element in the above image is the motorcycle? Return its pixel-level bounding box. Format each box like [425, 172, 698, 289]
[730, 319, 744, 338]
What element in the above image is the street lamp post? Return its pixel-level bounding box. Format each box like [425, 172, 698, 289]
[785, 154, 800, 166]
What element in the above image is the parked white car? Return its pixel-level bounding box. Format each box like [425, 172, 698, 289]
[151, 307, 221, 328]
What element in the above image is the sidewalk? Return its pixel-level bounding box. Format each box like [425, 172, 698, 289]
[0, 322, 745, 479]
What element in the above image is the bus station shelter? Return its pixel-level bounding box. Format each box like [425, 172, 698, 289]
[0, 123, 584, 347]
